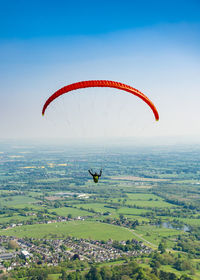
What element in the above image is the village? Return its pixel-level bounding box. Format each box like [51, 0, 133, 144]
[0, 235, 152, 272]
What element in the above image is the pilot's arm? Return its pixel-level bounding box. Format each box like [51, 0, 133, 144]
[99, 169, 102, 177]
[88, 170, 94, 176]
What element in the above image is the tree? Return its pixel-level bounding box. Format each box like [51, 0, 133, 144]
[8, 240, 19, 250]
[100, 266, 112, 280]
[121, 276, 131, 280]
[54, 201, 61, 208]
[158, 242, 166, 254]
[119, 214, 124, 221]
[86, 266, 102, 280]
[150, 260, 161, 269]
[174, 259, 192, 271]
[159, 270, 178, 280]
[180, 275, 193, 280]
[66, 272, 77, 280]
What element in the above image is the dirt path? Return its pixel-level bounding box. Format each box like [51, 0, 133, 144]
[127, 229, 157, 249]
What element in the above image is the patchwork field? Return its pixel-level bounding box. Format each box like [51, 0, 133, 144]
[1, 143, 200, 279]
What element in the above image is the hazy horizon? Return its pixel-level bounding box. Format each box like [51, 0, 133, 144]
[1, 134, 200, 148]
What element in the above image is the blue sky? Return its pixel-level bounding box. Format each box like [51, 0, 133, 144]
[1, 0, 200, 38]
[0, 0, 200, 39]
[0, 0, 200, 143]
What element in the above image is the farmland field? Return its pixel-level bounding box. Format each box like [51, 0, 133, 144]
[134, 225, 186, 246]
[0, 195, 38, 206]
[49, 207, 95, 217]
[0, 220, 135, 240]
[124, 199, 174, 208]
[74, 203, 118, 214]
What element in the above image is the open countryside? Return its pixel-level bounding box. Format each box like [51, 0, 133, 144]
[0, 143, 200, 279]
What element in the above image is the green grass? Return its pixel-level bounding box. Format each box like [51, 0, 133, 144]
[134, 225, 186, 247]
[0, 195, 38, 206]
[127, 193, 162, 200]
[67, 203, 151, 221]
[110, 193, 174, 208]
[11, 203, 42, 209]
[36, 178, 69, 183]
[174, 179, 200, 184]
[97, 260, 125, 267]
[47, 274, 61, 280]
[0, 214, 36, 224]
[126, 216, 150, 223]
[170, 217, 200, 227]
[125, 199, 174, 208]
[49, 207, 95, 217]
[159, 265, 199, 280]
[75, 203, 117, 214]
[0, 221, 136, 241]
[117, 207, 148, 215]
[25, 191, 43, 197]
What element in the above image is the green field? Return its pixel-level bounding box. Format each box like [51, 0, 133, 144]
[49, 207, 95, 217]
[134, 225, 186, 247]
[36, 178, 70, 183]
[127, 193, 163, 200]
[170, 217, 200, 227]
[0, 214, 36, 224]
[0, 195, 38, 206]
[0, 221, 135, 240]
[74, 203, 117, 214]
[11, 203, 42, 209]
[159, 265, 200, 280]
[47, 274, 61, 280]
[124, 199, 174, 208]
[111, 193, 174, 208]
[117, 207, 148, 215]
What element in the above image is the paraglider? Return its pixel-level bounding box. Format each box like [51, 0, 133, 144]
[88, 169, 102, 183]
[42, 80, 159, 183]
[42, 80, 159, 121]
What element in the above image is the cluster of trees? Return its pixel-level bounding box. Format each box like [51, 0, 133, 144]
[102, 216, 139, 229]
[8, 259, 88, 279]
[5, 256, 195, 280]
[143, 208, 195, 219]
[150, 252, 195, 274]
[112, 240, 142, 252]
[62, 261, 193, 280]
[173, 235, 200, 257]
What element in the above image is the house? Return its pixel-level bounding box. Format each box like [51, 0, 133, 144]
[21, 250, 30, 259]
[0, 253, 14, 260]
[0, 264, 6, 273]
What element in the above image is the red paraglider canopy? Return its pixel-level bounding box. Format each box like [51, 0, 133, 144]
[42, 80, 159, 121]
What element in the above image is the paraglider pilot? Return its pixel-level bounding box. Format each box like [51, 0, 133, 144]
[88, 169, 102, 183]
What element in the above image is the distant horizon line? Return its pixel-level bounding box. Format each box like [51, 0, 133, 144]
[1, 135, 200, 146]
